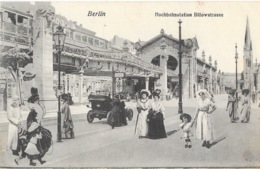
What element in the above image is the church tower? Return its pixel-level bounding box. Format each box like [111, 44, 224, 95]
[243, 17, 254, 94]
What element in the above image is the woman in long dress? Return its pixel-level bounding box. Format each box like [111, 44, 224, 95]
[226, 89, 239, 122]
[26, 87, 52, 166]
[7, 96, 23, 164]
[193, 89, 216, 149]
[61, 93, 75, 139]
[110, 97, 123, 129]
[135, 89, 152, 138]
[240, 89, 251, 123]
[147, 90, 167, 139]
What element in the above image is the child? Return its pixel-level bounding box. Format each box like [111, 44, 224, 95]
[179, 113, 193, 148]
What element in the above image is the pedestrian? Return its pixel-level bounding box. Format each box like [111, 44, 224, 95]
[147, 89, 167, 139]
[226, 89, 239, 123]
[210, 93, 215, 103]
[67, 93, 74, 105]
[26, 87, 52, 166]
[135, 89, 152, 139]
[110, 95, 123, 129]
[192, 89, 216, 149]
[119, 100, 128, 126]
[179, 113, 193, 148]
[252, 91, 256, 103]
[6, 95, 23, 164]
[61, 93, 75, 139]
[240, 89, 251, 123]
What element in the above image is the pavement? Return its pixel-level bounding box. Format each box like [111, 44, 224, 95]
[0, 94, 259, 167]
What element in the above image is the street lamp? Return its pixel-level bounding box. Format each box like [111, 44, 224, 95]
[178, 19, 183, 114]
[235, 43, 238, 91]
[53, 25, 66, 142]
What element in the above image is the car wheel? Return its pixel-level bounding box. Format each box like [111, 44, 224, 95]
[87, 110, 94, 123]
[127, 109, 133, 121]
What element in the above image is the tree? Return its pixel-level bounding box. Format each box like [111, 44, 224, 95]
[0, 48, 32, 104]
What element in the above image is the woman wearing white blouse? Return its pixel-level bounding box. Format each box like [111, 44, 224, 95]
[7, 96, 23, 164]
[192, 89, 216, 149]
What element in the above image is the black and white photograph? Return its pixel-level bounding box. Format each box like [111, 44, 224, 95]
[0, 1, 260, 167]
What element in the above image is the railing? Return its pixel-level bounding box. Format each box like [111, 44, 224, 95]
[0, 31, 29, 46]
[17, 25, 28, 36]
[3, 22, 16, 34]
[61, 44, 163, 74]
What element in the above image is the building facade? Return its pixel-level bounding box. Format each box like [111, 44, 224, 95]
[0, 2, 225, 115]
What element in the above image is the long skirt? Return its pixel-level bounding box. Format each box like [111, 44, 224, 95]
[135, 110, 149, 137]
[228, 101, 239, 122]
[195, 111, 214, 141]
[147, 112, 167, 139]
[26, 126, 52, 159]
[62, 120, 75, 139]
[7, 123, 18, 153]
[240, 104, 250, 122]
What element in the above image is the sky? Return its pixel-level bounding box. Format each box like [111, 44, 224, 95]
[49, 1, 260, 73]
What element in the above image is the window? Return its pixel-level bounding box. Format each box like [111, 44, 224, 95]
[65, 29, 70, 38]
[4, 11, 16, 24]
[95, 39, 99, 46]
[108, 62, 110, 69]
[100, 42, 105, 48]
[60, 20, 64, 26]
[88, 37, 93, 45]
[75, 34, 81, 42]
[70, 31, 73, 39]
[82, 36, 87, 43]
[55, 18, 59, 25]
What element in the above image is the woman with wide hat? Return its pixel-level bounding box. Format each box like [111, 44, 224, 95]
[147, 89, 167, 139]
[26, 87, 52, 166]
[226, 89, 239, 122]
[240, 89, 251, 123]
[192, 89, 216, 149]
[135, 89, 152, 138]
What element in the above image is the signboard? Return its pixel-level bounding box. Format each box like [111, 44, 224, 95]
[115, 72, 125, 78]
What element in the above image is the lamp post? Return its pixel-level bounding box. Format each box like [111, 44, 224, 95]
[178, 19, 183, 114]
[53, 26, 66, 142]
[235, 43, 238, 92]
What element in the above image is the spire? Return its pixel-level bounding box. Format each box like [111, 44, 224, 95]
[244, 17, 252, 51]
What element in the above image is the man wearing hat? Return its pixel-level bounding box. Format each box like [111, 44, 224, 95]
[135, 89, 152, 138]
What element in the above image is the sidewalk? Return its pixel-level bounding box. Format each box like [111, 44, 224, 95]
[0, 94, 228, 131]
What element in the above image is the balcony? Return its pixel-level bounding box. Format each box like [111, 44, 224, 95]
[0, 31, 29, 46]
[3, 22, 16, 34]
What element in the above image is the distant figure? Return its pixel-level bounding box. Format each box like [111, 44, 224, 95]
[119, 101, 128, 126]
[226, 90, 239, 123]
[67, 93, 74, 105]
[110, 95, 123, 129]
[252, 91, 256, 103]
[240, 89, 251, 123]
[61, 93, 75, 139]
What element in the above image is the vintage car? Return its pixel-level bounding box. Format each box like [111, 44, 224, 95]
[86, 94, 133, 123]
